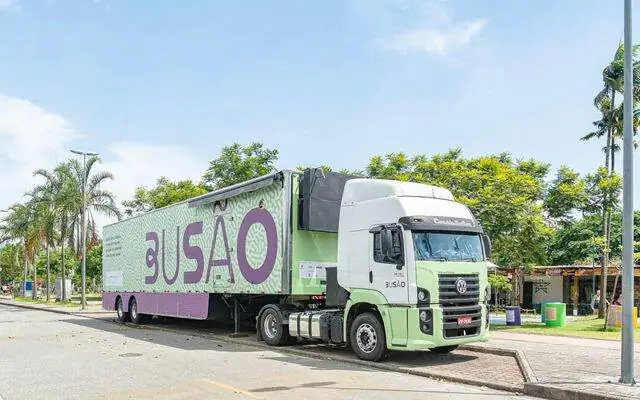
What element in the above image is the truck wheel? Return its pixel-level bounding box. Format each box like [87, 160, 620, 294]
[350, 313, 387, 362]
[116, 297, 130, 322]
[260, 308, 293, 346]
[430, 345, 458, 354]
[129, 297, 145, 324]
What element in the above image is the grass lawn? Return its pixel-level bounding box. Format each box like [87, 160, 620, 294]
[13, 296, 79, 308]
[492, 315, 640, 341]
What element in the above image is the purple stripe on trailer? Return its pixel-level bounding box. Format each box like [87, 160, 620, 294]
[102, 292, 209, 320]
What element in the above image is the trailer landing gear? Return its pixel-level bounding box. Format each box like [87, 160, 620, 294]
[228, 297, 248, 338]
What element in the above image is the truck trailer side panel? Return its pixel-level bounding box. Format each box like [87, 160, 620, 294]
[103, 179, 286, 318]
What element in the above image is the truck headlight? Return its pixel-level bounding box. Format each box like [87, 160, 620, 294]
[417, 288, 430, 305]
[419, 308, 433, 335]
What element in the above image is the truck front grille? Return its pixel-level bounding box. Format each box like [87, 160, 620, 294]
[439, 273, 481, 339]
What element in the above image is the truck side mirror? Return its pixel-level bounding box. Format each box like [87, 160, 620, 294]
[482, 234, 492, 260]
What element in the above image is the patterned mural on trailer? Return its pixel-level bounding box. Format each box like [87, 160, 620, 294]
[103, 182, 284, 294]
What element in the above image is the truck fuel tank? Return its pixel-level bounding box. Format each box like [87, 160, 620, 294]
[289, 309, 341, 343]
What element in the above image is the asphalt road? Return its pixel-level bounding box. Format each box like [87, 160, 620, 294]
[0, 304, 537, 400]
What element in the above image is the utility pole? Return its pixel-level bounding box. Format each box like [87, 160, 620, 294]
[70, 149, 98, 310]
[620, 0, 635, 385]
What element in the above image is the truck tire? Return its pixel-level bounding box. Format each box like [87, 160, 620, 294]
[260, 308, 293, 346]
[430, 345, 458, 354]
[116, 297, 130, 322]
[129, 297, 149, 324]
[350, 312, 387, 362]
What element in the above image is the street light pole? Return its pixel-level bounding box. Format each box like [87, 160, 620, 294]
[70, 149, 98, 311]
[620, 0, 635, 385]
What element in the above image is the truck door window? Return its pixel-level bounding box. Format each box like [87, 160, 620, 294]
[373, 228, 403, 264]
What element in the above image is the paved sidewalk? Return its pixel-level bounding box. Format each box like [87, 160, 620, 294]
[0, 295, 110, 314]
[477, 330, 640, 400]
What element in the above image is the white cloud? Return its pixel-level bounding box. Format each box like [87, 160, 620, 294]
[97, 143, 209, 225]
[385, 18, 488, 55]
[0, 94, 209, 230]
[0, 0, 19, 11]
[0, 94, 79, 207]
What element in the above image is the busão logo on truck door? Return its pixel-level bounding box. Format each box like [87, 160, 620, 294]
[144, 203, 278, 286]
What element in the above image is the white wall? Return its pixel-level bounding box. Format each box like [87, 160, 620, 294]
[525, 275, 563, 304]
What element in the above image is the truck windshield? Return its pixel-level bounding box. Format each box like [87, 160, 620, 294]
[413, 231, 484, 261]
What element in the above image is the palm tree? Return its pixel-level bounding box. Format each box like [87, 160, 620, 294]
[65, 156, 121, 256]
[34, 158, 120, 299]
[0, 203, 37, 297]
[26, 186, 58, 302]
[581, 43, 640, 318]
[33, 165, 77, 301]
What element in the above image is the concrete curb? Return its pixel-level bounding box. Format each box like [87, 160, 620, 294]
[522, 383, 634, 400]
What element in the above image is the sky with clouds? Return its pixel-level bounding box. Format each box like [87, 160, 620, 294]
[1, 0, 639, 227]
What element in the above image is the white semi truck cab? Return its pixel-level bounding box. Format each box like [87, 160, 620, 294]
[284, 176, 491, 361]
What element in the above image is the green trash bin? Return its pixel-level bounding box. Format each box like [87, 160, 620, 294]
[540, 302, 550, 323]
[545, 302, 566, 327]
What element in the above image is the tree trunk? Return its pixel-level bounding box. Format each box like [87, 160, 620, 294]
[61, 222, 66, 302]
[604, 269, 621, 329]
[22, 239, 27, 298]
[598, 88, 616, 319]
[598, 207, 608, 318]
[611, 147, 616, 172]
[32, 248, 37, 300]
[46, 241, 51, 302]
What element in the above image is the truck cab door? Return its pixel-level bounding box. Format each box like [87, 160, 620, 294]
[369, 224, 410, 304]
[369, 224, 410, 347]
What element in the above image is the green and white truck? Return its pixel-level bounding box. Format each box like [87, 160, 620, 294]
[103, 169, 491, 361]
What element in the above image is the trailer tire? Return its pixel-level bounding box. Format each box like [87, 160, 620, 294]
[350, 312, 387, 362]
[429, 345, 458, 354]
[129, 297, 146, 325]
[116, 297, 130, 322]
[260, 308, 292, 346]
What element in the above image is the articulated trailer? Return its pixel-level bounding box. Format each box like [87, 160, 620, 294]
[103, 169, 491, 361]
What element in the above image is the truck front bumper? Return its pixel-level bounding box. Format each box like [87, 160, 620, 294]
[396, 304, 490, 351]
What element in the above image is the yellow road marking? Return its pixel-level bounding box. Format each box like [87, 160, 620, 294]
[201, 379, 264, 400]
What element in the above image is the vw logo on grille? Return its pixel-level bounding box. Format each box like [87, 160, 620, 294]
[455, 278, 468, 294]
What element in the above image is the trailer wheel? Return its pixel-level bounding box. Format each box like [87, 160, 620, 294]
[129, 297, 149, 324]
[260, 308, 292, 346]
[350, 312, 387, 362]
[116, 297, 130, 322]
[429, 345, 458, 354]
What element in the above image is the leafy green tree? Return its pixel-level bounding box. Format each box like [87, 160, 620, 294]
[203, 143, 279, 189]
[366, 152, 412, 181]
[0, 243, 23, 283]
[488, 274, 513, 307]
[544, 166, 587, 224]
[123, 177, 209, 216]
[85, 243, 103, 287]
[584, 167, 621, 317]
[367, 149, 552, 267]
